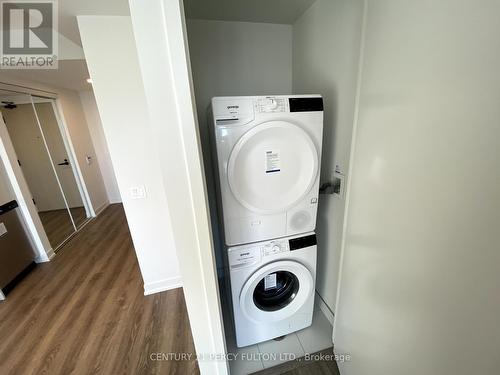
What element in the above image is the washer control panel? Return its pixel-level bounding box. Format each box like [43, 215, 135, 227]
[229, 246, 261, 269]
[256, 97, 288, 113]
[228, 233, 316, 270]
[262, 239, 289, 257]
[229, 239, 290, 269]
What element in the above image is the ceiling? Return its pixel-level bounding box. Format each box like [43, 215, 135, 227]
[58, 0, 130, 46]
[0, 0, 315, 92]
[0, 0, 128, 92]
[184, 0, 316, 24]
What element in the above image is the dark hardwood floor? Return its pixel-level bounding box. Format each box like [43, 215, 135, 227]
[68, 206, 89, 228]
[253, 348, 340, 375]
[0, 204, 199, 375]
[38, 206, 88, 249]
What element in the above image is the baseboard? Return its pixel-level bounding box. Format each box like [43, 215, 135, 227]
[34, 247, 55, 263]
[48, 248, 56, 260]
[144, 276, 183, 296]
[109, 198, 122, 204]
[94, 201, 109, 216]
[315, 290, 335, 326]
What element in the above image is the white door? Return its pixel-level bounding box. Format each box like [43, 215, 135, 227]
[334, 2, 500, 375]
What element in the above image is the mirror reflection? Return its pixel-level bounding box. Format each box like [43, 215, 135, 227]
[0, 90, 90, 249]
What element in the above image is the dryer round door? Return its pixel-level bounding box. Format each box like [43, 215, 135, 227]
[227, 121, 319, 214]
[239, 260, 314, 323]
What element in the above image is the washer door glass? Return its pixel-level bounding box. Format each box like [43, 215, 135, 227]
[240, 260, 314, 323]
[228, 121, 318, 214]
[253, 271, 300, 312]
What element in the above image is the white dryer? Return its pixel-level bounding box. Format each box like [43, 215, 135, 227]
[228, 233, 317, 347]
[209, 95, 323, 246]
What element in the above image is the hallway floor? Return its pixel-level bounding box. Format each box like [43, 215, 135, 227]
[0, 204, 199, 375]
[39, 206, 88, 249]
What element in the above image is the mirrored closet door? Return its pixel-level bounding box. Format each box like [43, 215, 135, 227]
[0, 89, 90, 250]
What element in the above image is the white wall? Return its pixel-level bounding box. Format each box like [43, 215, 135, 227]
[293, 0, 365, 314]
[78, 15, 182, 294]
[334, 1, 500, 374]
[79, 90, 121, 204]
[187, 19, 292, 129]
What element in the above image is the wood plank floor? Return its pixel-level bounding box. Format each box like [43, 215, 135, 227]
[0, 204, 199, 375]
[252, 348, 340, 375]
[68, 206, 89, 228]
[38, 207, 88, 249]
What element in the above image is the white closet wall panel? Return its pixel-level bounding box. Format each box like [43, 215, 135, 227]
[293, 0, 365, 314]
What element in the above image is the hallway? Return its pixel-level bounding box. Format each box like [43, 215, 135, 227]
[0, 204, 199, 374]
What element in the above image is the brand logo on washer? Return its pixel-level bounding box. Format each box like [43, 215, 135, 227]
[227, 105, 239, 109]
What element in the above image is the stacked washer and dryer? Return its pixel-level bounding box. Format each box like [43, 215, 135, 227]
[209, 95, 324, 347]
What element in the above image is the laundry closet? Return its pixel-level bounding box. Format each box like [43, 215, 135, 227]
[182, 0, 364, 373]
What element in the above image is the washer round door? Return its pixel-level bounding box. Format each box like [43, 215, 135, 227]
[227, 121, 319, 214]
[239, 260, 314, 323]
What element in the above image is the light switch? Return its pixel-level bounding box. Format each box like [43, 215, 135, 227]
[0, 222, 7, 237]
[129, 185, 147, 199]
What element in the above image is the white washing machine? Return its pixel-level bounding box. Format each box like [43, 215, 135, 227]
[228, 232, 317, 347]
[209, 95, 323, 246]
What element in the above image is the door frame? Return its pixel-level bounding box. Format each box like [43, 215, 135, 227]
[0, 86, 95, 260]
[129, 1, 229, 373]
[50, 98, 95, 218]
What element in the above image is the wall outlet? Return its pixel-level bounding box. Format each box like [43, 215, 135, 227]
[333, 171, 345, 198]
[129, 185, 147, 199]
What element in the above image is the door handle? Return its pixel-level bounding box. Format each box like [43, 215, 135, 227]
[57, 159, 70, 166]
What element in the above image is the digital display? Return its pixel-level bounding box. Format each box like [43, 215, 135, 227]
[289, 234, 317, 251]
[289, 97, 323, 112]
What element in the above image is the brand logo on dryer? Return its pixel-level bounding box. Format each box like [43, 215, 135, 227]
[227, 105, 239, 109]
